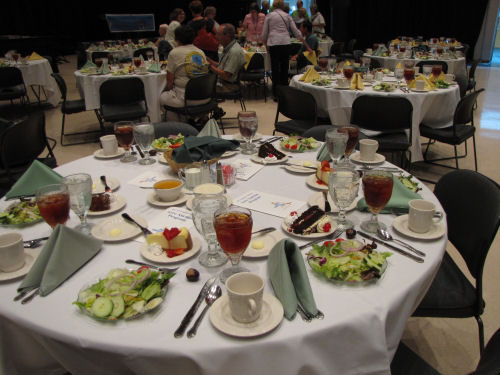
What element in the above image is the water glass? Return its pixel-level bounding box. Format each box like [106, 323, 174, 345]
[63, 173, 93, 234]
[238, 111, 258, 154]
[327, 57, 337, 75]
[328, 166, 360, 230]
[133, 122, 156, 165]
[360, 170, 394, 233]
[325, 128, 347, 165]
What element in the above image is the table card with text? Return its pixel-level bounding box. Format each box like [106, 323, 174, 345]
[135, 207, 193, 243]
[232, 190, 306, 218]
[233, 159, 264, 180]
[127, 170, 170, 188]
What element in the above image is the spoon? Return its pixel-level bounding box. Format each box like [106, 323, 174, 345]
[23, 236, 49, 248]
[377, 228, 426, 257]
[187, 285, 222, 338]
[100, 175, 111, 193]
[251, 227, 275, 236]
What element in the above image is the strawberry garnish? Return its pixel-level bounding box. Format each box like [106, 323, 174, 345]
[166, 248, 184, 258]
[322, 222, 331, 232]
[291, 144, 298, 150]
[163, 227, 180, 240]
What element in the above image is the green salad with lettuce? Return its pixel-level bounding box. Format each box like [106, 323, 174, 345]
[151, 134, 185, 151]
[0, 200, 42, 226]
[280, 136, 319, 152]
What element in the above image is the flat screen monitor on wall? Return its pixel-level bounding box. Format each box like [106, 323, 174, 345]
[105, 14, 155, 33]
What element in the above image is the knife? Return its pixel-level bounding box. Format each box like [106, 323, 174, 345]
[357, 230, 424, 263]
[136, 144, 145, 158]
[284, 162, 317, 170]
[174, 276, 217, 338]
[121, 213, 152, 235]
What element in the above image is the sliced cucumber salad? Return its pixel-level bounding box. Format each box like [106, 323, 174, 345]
[74, 268, 174, 321]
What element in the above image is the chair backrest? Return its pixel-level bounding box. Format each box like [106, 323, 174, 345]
[0, 67, 24, 87]
[330, 41, 344, 56]
[453, 88, 484, 126]
[434, 170, 500, 281]
[99, 77, 147, 107]
[153, 121, 199, 138]
[468, 59, 480, 80]
[91, 51, 109, 63]
[345, 39, 356, 53]
[275, 85, 317, 123]
[415, 60, 448, 74]
[184, 74, 217, 102]
[369, 58, 381, 69]
[51, 73, 67, 100]
[133, 48, 154, 59]
[301, 125, 333, 141]
[454, 73, 468, 98]
[351, 95, 413, 132]
[158, 40, 172, 61]
[245, 53, 265, 71]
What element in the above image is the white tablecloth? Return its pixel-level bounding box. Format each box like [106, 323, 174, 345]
[74, 71, 166, 122]
[290, 75, 461, 162]
[14, 59, 60, 107]
[366, 54, 467, 76]
[0, 141, 446, 375]
[86, 46, 159, 62]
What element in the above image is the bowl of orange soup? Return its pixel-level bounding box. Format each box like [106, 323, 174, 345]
[153, 179, 184, 201]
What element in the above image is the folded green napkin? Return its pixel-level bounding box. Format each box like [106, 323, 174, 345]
[197, 118, 221, 138]
[357, 175, 422, 213]
[147, 61, 161, 73]
[5, 160, 62, 200]
[99, 61, 110, 74]
[140, 54, 145, 62]
[316, 143, 331, 162]
[81, 60, 97, 69]
[18, 225, 102, 296]
[267, 239, 318, 320]
[172, 135, 239, 163]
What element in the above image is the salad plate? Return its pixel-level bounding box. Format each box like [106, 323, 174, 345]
[392, 215, 446, 240]
[349, 151, 385, 165]
[88, 195, 126, 216]
[307, 192, 358, 213]
[93, 148, 125, 159]
[244, 228, 286, 258]
[0, 248, 39, 281]
[284, 160, 318, 174]
[334, 86, 350, 90]
[0, 199, 42, 227]
[306, 174, 328, 190]
[233, 133, 263, 142]
[91, 214, 147, 242]
[250, 155, 288, 164]
[210, 294, 283, 338]
[92, 177, 120, 194]
[140, 235, 201, 263]
[281, 220, 337, 239]
[147, 192, 188, 207]
[280, 136, 319, 152]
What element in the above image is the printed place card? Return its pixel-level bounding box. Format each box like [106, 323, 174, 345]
[127, 170, 170, 188]
[232, 190, 306, 218]
[233, 158, 264, 180]
[135, 207, 193, 243]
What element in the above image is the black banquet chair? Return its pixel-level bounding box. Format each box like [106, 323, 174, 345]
[240, 53, 267, 102]
[91, 51, 109, 64]
[415, 60, 448, 74]
[133, 48, 155, 60]
[273, 85, 318, 136]
[412, 170, 500, 354]
[153, 121, 199, 138]
[0, 67, 29, 105]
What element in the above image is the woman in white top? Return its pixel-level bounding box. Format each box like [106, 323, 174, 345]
[310, 5, 325, 35]
[166, 8, 186, 48]
[261, 0, 312, 100]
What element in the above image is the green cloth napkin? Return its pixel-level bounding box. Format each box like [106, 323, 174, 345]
[267, 239, 318, 320]
[140, 54, 145, 62]
[5, 160, 62, 200]
[81, 60, 97, 69]
[147, 61, 161, 73]
[18, 225, 102, 296]
[172, 135, 239, 163]
[197, 118, 221, 138]
[316, 143, 331, 162]
[99, 61, 110, 74]
[357, 175, 422, 213]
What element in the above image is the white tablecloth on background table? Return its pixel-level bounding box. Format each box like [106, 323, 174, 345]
[14, 59, 60, 107]
[86, 46, 159, 62]
[290, 75, 461, 162]
[74, 71, 166, 122]
[0, 139, 446, 375]
[366, 54, 467, 76]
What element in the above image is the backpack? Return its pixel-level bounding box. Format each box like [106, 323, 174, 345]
[193, 18, 219, 52]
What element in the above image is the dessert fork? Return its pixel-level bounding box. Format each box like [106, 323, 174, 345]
[298, 228, 343, 250]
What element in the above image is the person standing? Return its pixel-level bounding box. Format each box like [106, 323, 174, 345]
[165, 8, 186, 48]
[261, 0, 270, 14]
[291, 0, 309, 23]
[204, 6, 220, 30]
[261, 0, 312, 100]
[155, 24, 168, 47]
[187, 0, 219, 62]
[310, 4, 325, 35]
[243, 2, 265, 44]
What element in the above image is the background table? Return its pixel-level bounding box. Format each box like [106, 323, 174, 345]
[86, 46, 159, 62]
[290, 75, 461, 162]
[14, 59, 60, 107]
[0, 144, 446, 375]
[366, 54, 467, 76]
[74, 71, 166, 122]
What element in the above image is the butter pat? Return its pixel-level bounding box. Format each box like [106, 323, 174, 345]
[303, 161, 313, 167]
[109, 228, 122, 237]
[251, 240, 265, 250]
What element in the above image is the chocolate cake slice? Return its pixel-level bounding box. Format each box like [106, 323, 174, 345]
[258, 142, 286, 159]
[90, 193, 110, 212]
[289, 205, 328, 234]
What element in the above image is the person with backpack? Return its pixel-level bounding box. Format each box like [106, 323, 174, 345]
[187, 0, 219, 62]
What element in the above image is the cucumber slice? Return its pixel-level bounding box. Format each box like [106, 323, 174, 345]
[91, 297, 113, 318]
[110, 296, 125, 318]
[145, 297, 163, 311]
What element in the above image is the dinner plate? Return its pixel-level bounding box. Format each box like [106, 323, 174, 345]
[392, 214, 446, 240]
[307, 192, 358, 213]
[87, 194, 126, 216]
[410, 88, 429, 92]
[93, 148, 125, 159]
[281, 220, 337, 239]
[147, 192, 188, 207]
[250, 155, 289, 164]
[284, 160, 318, 174]
[306, 174, 328, 190]
[349, 152, 386, 165]
[233, 133, 263, 142]
[334, 86, 350, 90]
[209, 294, 283, 338]
[221, 150, 238, 158]
[243, 229, 286, 258]
[91, 214, 147, 242]
[0, 249, 38, 281]
[92, 177, 120, 194]
[185, 195, 232, 210]
[0, 200, 42, 227]
[140, 235, 201, 263]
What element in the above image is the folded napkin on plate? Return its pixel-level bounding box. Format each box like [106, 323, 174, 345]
[268, 239, 318, 320]
[81, 60, 97, 70]
[172, 135, 239, 163]
[244, 51, 255, 70]
[99, 61, 110, 74]
[147, 61, 161, 72]
[299, 66, 321, 83]
[303, 50, 318, 66]
[350, 73, 364, 90]
[344, 60, 351, 66]
[428, 71, 446, 83]
[197, 118, 221, 138]
[18, 225, 102, 296]
[316, 142, 331, 162]
[5, 160, 62, 200]
[27, 52, 44, 61]
[357, 175, 422, 213]
[409, 74, 435, 90]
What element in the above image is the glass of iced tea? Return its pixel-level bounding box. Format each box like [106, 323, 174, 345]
[319, 58, 328, 73]
[214, 206, 253, 283]
[338, 125, 359, 163]
[403, 68, 415, 85]
[360, 170, 394, 233]
[133, 57, 142, 69]
[343, 66, 354, 81]
[36, 184, 70, 229]
[431, 65, 442, 79]
[114, 121, 137, 162]
[95, 58, 103, 69]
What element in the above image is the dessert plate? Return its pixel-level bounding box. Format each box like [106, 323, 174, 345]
[243, 228, 286, 258]
[250, 155, 288, 164]
[307, 192, 358, 213]
[91, 214, 147, 242]
[221, 150, 238, 158]
[140, 235, 201, 264]
[209, 294, 283, 338]
[281, 220, 337, 239]
[147, 192, 188, 207]
[306, 174, 328, 190]
[185, 195, 232, 210]
[0, 248, 38, 281]
[349, 151, 386, 165]
[284, 160, 318, 174]
[93, 148, 125, 159]
[92, 177, 120, 194]
[392, 215, 446, 240]
[233, 133, 263, 142]
[87, 194, 126, 216]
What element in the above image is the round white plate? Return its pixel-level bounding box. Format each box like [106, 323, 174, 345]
[392, 214, 446, 240]
[140, 235, 201, 263]
[285, 160, 318, 174]
[91, 214, 147, 242]
[349, 152, 386, 165]
[209, 294, 283, 338]
[221, 150, 238, 158]
[306, 174, 328, 190]
[92, 177, 120, 194]
[335, 86, 350, 90]
[244, 229, 286, 258]
[185, 194, 232, 210]
[233, 133, 263, 142]
[87, 194, 126, 216]
[281, 220, 337, 239]
[307, 192, 358, 213]
[93, 148, 125, 159]
[410, 88, 429, 93]
[147, 192, 188, 207]
[250, 155, 288, 164]
[0, 249, 38, 281]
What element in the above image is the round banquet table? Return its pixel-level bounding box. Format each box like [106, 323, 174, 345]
[289, 75, 461, 162]
[0, 140, 447, 375]
[74, 70, 166, 123]
[86, 46, 159, 62]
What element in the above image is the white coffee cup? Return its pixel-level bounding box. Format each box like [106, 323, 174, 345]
[422, 65, 432, 76]
[337, 77, 348, 88]
[226, 272, 264, 323]
[445, 73, 455, 83]
[374, 71, 384, 81]
[100, 135, 118, 155]
[415, 80, 426, 91]
[153, 179, 184, 202]
[408, 199, 442, 233]
[0, 233, 25, 272]
[359, 139, 378, 161]
[366, 48, 373, 54]
[178, 167, 202, 190]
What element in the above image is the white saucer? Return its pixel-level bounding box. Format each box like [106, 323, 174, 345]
[140, 236, 201, 263]
[284, 160, 318, 174]
[92, 176, 120, 194]
[0, 249, 38, 282]
[93, 148, 125, 159]
[281, 220, 337, 239]
[349, 151, 386, 165]
[234, 133, 263, 142]
[335, 86, 350, 90]
[221, 150, 238, 158]
[392, 214, 446, 240]
[88, 194, 126, 216]
[244, 229, 286, 258]
[185, 194, 232, 210]
[147, 192, 188, 207]
[410, 88, 429, 93]
[306, 174, 328, 190]
[307, 192, 358, 213]
[250, 155, 289, 164]
[91, 214, 147, 242]
[209, 294, 283, 338]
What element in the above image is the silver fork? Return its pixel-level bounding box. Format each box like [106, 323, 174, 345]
[125, 259, 179, 273]
[298, 228, 344, 250]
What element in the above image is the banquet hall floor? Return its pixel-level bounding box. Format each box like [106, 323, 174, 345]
[28, 55, 500, 374]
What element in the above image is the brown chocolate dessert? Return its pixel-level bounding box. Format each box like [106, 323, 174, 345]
[258, 142, 286, 159]
[90, 193, 110, 211]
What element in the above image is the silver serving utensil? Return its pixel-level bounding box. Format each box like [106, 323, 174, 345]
[121, 213, 152, 235]
[298, 228, 343, 250]
[377, 228, 426, 257]
[251, 227, 276, 236]
[187, 285, 222, 338]
[125, 259, 179, 273]
[21, 288, 40, 304]
[23, 236, 49, 248]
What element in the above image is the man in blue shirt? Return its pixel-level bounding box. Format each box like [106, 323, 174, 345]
[290, 20, 319, 70]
